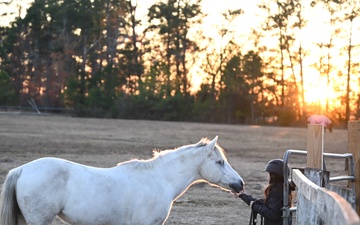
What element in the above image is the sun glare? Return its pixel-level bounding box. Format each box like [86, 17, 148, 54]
[304, 76, 335, 107]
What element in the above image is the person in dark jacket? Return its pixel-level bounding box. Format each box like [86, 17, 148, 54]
[238, 159, 292, 225]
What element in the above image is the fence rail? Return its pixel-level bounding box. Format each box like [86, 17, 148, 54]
[283, 122, 360, 225]
[0, 105, 74, 114]
[282, 149, 357, 224]
[292, 169, 360, 225]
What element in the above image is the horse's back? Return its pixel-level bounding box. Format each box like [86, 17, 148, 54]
[12, 157, 173, 225]
[17, 157, 73, 187]
[16, 157, 104, 196]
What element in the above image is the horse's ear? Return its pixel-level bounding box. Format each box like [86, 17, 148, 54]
[209, 136, 218, 149]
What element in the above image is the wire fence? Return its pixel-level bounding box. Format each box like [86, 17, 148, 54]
[0, 105, 74, 115]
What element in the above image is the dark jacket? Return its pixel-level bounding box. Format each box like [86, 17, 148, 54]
[239, 182, 286, 225]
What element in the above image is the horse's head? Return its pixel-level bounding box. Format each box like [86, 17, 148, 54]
[199, 136, 244, 194]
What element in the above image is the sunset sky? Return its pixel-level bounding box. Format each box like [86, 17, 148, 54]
[1, 0, 359, 109]
[0, 0, 260, 27]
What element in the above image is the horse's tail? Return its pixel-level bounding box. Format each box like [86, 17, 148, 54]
[0, 168, 22, 225]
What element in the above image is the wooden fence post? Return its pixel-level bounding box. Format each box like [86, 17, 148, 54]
[307, 124, 324, 170]
[348, 121, 360, 215]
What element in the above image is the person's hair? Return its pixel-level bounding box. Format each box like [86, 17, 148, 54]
[264, 172, 292, 206]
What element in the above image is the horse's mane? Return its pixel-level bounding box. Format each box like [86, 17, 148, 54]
[117, 138, 222, 170]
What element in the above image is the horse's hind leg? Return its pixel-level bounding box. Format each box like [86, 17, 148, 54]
[22, 210, 57, 225]
[19, 203, 58, 225]
[22, 212, 57, 225]
[21, 214, 57, 225]
[18, 214, 27, 225]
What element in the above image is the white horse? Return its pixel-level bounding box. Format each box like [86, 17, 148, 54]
[0, 136, 244, 225]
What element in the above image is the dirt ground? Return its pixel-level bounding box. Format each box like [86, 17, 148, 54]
[0, 114, 349, 225]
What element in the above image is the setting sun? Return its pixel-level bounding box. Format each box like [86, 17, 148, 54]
[304, 76, 333, 107]
[1, 0, 359, 123]
[303, 71, 360, 116]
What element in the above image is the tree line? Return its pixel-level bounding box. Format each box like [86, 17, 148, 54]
[0, 0, 359, 126]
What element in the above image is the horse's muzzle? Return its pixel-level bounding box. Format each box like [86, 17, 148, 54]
[229, 181, 244, 194]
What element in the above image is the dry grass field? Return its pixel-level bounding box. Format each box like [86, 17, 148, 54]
[0, 114, 349, 225]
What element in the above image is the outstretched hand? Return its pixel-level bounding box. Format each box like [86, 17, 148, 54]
[238, 192, 256, 206]
[238, 189, 246, 196]
[233, 188, 246, 198]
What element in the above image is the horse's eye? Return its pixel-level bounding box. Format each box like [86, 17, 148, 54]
[217, 160, 224, 166]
